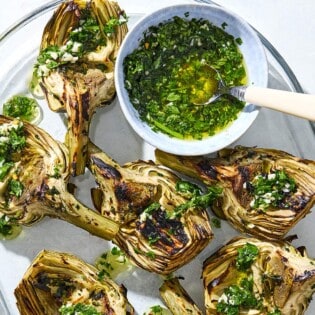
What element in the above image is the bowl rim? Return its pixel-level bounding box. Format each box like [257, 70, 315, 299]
[115, 3, 269, 156]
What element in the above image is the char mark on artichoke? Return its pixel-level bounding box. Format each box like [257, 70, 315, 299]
[0, 115, 119, 240]
[15, 250, 134, 315]
[202, 236, 315, 315]
[155, 146, 315, 240]
[87, 142, 217, 275]
[35, 0, 128, 176]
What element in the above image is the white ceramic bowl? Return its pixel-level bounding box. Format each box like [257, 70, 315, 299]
[115, 4, 268, 155]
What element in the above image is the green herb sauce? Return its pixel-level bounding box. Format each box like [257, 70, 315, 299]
[216, 243, 283, 314]
[235, 242, 259, 271]
[95, 246, 132, 280]
[2, 95, 41, 124]
[217, 243, 261, 315]
[248, 170, 297, 211]
[0, 214, 22, 240]
[140, 181, 221, 220]
[211, 217, 221, 228]
[124, 15, 246, 139]
[143, 305, 172, 315]
[34, 10, 127, 77]
[7, 179, 24, 198]
[0, 120, 26, 239]
[170, 180, 222, 218]
[59, 303, 101, 315]
[0, 120, 26, 181]
[0, 119, 26, 228]
[216, 277, 262, 315]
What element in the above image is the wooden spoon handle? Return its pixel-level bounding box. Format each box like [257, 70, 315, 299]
[244, 86, 315, 121]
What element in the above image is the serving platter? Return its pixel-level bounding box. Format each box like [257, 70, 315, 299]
[0, 0, 315, 314]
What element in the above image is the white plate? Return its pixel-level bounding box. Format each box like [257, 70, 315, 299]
[0, 1, 315, 314]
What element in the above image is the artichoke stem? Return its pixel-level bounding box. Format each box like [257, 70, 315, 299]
[155, 149, 202, 182]
[160, 278, 203, 314]
[60, 192, 119, 240]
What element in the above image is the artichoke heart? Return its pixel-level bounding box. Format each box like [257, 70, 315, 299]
[36, 0, 128, 176]
[0, 115, 118, 240]
[155, 146, 315, 239]
[87, 142, 216, 275]
[203, 236, 315, 315]
[15, 249, 134, 315]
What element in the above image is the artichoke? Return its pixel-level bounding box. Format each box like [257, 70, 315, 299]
[0, 115, 118, 239]
[159, 277, 202, 315]
[35, 0, 128, 176]
[15, 249, 134, 315]
[87, 142, 219, 274]
[155, 146, 315, 239]
[202, 236, 315, 315]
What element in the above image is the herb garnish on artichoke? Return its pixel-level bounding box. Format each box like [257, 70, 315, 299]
[15, 250, 134, 315]
[34, 0, 128, 176]
[88, 142, 221, 274]
[0, 115, 118, 240]
[203, 237, 315, 315]
[156, 146, 315, 239]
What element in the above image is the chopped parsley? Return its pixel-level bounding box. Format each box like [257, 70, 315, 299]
[236, 243, 259, 271]
[124, 15, 246, 139]
[175, 180, 202, 196]
[0, 120, 26, 181]
[49, 165, 62, 179]
[0, 158, 13, 181]
[59, 303, 101, 315]
[35, 10, 128, 77]
[211, 217, 221, 228]
[216, 243, 261, 314]
[248, 170, 297, 211]
[146, 250, 156, 260]
[7, 179, 24, 198]
[216, 277, 262, 315]
[169, 182, 222, 218]
[103, 13, 128, 35]
[140, 181, 221, 220]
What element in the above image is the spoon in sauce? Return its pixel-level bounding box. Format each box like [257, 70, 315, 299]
[192, 64, 315, 121]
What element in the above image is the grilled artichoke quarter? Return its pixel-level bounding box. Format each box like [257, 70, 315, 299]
[0, 116, 118, 240]
[35, 0, 128, 176]
[87, 142, 221, 275]
[203, 236, 315, 315]
[15, 250, 134, 315]
[156, 146, 315, 240]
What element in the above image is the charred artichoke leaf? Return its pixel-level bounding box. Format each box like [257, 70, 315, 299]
[36, 0, 128, 176]
[155, 146, 315, 240]
[160, 277, 202, 315]
[87, 142, 218, 275]
[0, 115, 118, 240]
[202, 236, 315, 315]
[15, 249, 134, 315]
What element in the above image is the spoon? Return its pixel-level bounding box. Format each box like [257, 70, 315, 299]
[192, 64, 315, 121]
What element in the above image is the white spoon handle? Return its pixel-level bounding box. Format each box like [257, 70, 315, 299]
[244, 86, 315, 121]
